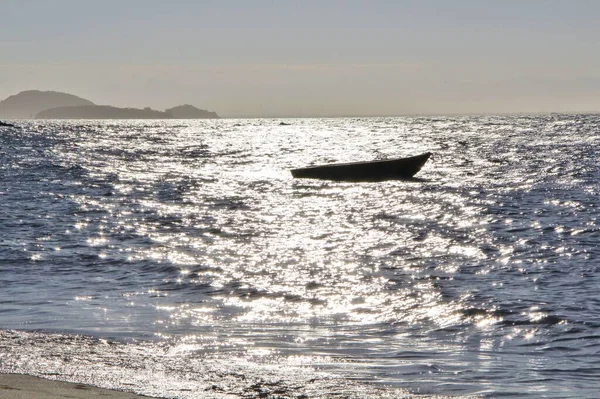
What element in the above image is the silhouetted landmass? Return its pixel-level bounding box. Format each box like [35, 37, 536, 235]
[0, 90, 219, 119]
[36, 104, 219, 119]
[0, 90, 95, 118]
[165, 104, 218, 119]
[37, 105, 169, 119]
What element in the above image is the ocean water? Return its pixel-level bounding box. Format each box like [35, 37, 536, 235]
[0, 116, 599, 398]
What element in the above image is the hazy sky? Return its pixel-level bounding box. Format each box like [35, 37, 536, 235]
[1, 0, 599, 117]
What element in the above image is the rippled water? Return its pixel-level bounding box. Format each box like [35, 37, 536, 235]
[1, 116, 599, 398]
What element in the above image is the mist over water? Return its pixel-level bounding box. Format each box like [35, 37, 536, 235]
[1, 116, 599, 398]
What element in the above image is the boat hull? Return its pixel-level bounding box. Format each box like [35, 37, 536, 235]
[291, 152, 432, 182]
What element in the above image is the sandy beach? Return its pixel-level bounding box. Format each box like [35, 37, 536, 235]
[0, 374, 159, 399]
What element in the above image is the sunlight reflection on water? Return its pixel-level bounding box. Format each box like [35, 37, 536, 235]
[1, 116, 600, 397]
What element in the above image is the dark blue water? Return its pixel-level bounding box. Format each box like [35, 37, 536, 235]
[1, 116, 599, 398]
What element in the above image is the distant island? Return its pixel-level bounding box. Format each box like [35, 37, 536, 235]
[0, 90, 219, 119]
[0, 90, 94, 119]
[36, 104, 219, 119]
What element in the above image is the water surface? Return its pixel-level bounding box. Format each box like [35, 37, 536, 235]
[1, 116, 599, 398]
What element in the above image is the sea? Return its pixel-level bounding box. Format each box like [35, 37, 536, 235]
[0, 115, 599, 398]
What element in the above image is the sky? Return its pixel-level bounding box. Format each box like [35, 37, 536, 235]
[1, 0, 599, 117]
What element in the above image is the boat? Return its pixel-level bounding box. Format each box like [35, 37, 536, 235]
[291, 152, 432, 182]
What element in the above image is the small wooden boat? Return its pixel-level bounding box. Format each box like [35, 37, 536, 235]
[291, 152, 432, 182]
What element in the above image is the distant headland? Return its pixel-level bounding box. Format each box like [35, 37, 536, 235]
[0, 90, 219, 119]
[36, 104, 219, 119]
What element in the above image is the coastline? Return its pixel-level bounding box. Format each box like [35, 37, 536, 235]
[0, 374, 161, 399]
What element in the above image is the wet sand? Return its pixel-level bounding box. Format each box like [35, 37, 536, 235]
[0, 374, 160, 399]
